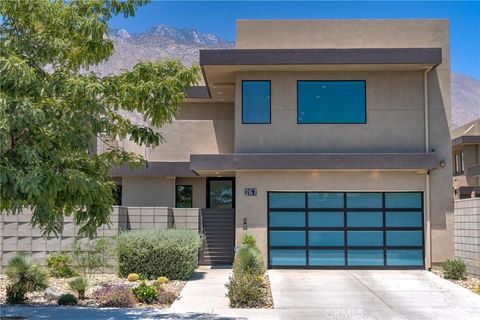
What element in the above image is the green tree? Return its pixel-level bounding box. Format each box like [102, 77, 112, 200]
[0, 0, 199, 236]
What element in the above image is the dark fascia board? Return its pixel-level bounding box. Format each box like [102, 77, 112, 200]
[200, 48, 442, 66]
[467, 164, 480, 178]
[452, 135, 480, 147]
[185, 86, 210, 99]
[109, 161, 197, 177]
[190, 153, 438, 171]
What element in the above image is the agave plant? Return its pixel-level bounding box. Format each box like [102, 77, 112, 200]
[234, 245, 265, 276]
[68, 276, 89, 299]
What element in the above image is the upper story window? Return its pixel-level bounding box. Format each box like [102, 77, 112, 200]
[297, 81, 366, 124]
[454, 151, 464, 175]
[242, 80, 271, 124]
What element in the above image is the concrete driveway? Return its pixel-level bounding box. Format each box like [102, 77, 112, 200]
[268, 269, 480, 319]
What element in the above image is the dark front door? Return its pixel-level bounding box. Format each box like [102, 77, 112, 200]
[199, 178, 235, 265]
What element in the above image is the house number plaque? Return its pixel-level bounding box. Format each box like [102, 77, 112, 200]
[244, 187, 257, 196]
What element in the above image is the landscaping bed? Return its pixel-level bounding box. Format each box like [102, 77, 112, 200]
[0, 273, 185, 308]
[431, 267, 480, 294]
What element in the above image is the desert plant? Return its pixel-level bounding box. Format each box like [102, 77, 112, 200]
[46, 252, 78, 278]
[132, 281, 159, 304]
[233, 245, 265, 276]
[71, 237, 113, 276]
[6, 285, 27, 304]
[475, 283, 480, 295]
[442, 259, 467, 280]
[116, 229, 203, 280]
[68, 277, 89, 299]
[5, 253, 49, 303]
[242, 234, 256, 247]
[157, 291, 177, 305]
[93, 284, 136, 307]
[57, 293, 78, 306]
[226, 272, 265, 308]
[128, 273, 140, 282]
[156, 276, 169, 284]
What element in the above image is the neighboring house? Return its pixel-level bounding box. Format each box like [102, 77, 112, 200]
[102, 19, 453, 269]
[451, 119, 480, 199]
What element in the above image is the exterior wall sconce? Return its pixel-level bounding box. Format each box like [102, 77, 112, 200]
[439, 160, 446, 167]
[243, 218, 248, 230]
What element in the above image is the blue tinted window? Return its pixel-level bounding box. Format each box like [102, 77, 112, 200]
[270, 250, 306, 266]
[269, 193, 305, 208]
[309, 212, 344, 227]
[270, 231, 306, 246]
[309, 250, 345, 266]
[347, 231, 383, 246]
[308, 193, 344, 208]
[386, 231, 423, 246]
[386, 212, 423, 227]
[269, 212, 305, 227]
[387, 250, 423, 266]
[242, 81, 270, 124]
[348, 250, 384, 266]
[346, 193, 382, 208]
[309, 231, 344, 246]
[297, 81, 366, 124]
[385, 192, 422, 208]
[347, 212, 383, 227]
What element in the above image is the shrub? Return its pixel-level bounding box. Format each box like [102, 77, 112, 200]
[242, 234, 256, 247]
[6, 285, 27, 304]
[128, 273, 140, 282]
[442, 259, 467, 280]
[68, 277, 89, 299]
[5, 253, 49, 303]
[132, 281, 159, 304]
[71, 237, 113, 276]
[57, 293, 78, 306]
[93, 284, 136, 307]
[46, 252, 78, 278]
[156, 276, 169, 284]
[233, 245, 265, 276]
[475, 283, 480, 295]
[226, 272, 265, 308]
[117, 229, 203, 280]
[157, 291, 177, 305]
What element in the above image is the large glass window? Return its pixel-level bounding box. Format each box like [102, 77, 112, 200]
[176, 185, 193, 208]
[242, 80, 271, 124]
[297, 81, 366, 124]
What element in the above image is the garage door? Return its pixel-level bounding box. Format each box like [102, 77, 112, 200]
[268, 192, 424, 268]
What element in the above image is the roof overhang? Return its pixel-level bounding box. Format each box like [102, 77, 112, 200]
[452, 135, 480, 147]
[198, 48, 442, 101]
[109, 162, 197, 177]
[190, 153, 438, 172]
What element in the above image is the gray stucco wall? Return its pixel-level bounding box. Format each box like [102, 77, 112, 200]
[122, 177, 175, 207]
[454, 198, 480, 276]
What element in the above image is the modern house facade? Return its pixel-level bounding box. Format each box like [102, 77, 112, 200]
[104, 19, 453, 269]
[452, 119, 480, 198]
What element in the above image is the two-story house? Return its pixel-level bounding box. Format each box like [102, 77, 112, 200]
[452, 119, 480, 198]
[105, 19, 453, 270]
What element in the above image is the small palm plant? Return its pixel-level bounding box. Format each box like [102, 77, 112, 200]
[68, 276, 89, 299]
[5, 252, 49, 303]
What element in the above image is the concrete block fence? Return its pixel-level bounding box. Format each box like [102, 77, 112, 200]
[0, 207, 200, 272]
[454, 198, 480, 276]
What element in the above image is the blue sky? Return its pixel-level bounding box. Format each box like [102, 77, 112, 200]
[109, 1, 480, 79]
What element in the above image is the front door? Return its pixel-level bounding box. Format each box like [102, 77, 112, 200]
[199, 178, 235, 265]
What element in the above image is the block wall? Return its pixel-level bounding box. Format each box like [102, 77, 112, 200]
[454, 198, 480, 276]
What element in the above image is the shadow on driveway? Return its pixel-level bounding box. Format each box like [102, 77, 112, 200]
[0, 306, 247, 320]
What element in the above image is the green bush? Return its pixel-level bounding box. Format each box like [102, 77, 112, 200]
[117, 229, 202, 280]
[242, 234, 256, 247]
[5, 253, 49, 304]
[442, 259, 467, 280]
[46, 252, 78, 278]
[226, 272, 265, 308]
[68, 277, 89, 299]
[234, 245, 265, 276]
[57, 293, 78, 306]
[132, 281, 159, 304]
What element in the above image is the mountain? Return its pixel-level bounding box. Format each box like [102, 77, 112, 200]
[91, 25, 479, 128]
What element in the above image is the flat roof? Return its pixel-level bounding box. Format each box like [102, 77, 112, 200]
[109, 161, 197, 177]
[200, 48, 442, 66]
[452, 135, 480, 147]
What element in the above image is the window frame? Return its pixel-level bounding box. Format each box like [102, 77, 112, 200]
[241, 80, 272, 125]
[175, 184, 193, 208]
[296, 80, 367, 125]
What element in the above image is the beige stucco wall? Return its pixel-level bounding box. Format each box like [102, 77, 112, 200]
[236, 170, 452, 265]
[122, 177, 175, 207]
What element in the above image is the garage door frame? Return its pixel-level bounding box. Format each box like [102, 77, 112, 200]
[267, 191, 425, 269]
